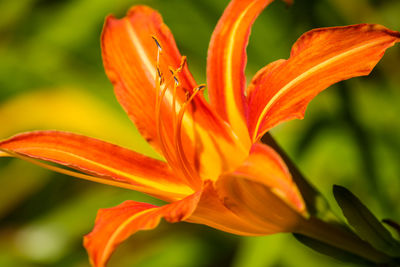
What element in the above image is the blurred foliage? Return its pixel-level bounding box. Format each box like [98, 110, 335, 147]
[0, 0, 399, 266]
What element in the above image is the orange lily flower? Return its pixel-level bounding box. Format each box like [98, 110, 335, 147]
[1, 0, 399, 266]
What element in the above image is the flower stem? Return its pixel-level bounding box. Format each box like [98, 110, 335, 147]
[296, 217, 391, 264]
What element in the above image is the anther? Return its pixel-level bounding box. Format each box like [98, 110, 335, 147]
[185, 91, 190, 101]
[178, 56, 187, 72]
[157, 67, 162, 78]
[151, 35, 162, 51]
[157, 67, 164, 85]
[169, 69, 180, 86]
[173, 76, 179, 86]
[194, 85, 206, 92]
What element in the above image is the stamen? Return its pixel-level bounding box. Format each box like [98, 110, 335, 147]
[170, 71, 179, 129]
[176, 56, 187, 72]
[174, 84, 205, 187]
[153, 36, 176, 167]
[170, 69, 180, 86]
[166, 57, 187, 131]
[156, 67, 185, 167]
[153, 38, 188, 172]
[152, 36, 199, 186]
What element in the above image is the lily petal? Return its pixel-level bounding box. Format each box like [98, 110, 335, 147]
[0, 131, 192, 201]
[215, 143, 305, 234]
[216, 175, 304, 234]
[235, 143, 305, 212]
[207, 0, 277, 147]
[102, 5, 195, 149]
[248, 24, 400, 141]
[84, 191, 202, 267]
[102, 5, 246, 184]
[187, 181, 268, 236]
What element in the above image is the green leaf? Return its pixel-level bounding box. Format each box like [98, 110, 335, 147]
[293, 233, 373, 266]
[333, 185, 400, 257]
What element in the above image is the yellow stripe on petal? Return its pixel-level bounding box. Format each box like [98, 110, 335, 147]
[124, 18, 156, 81]
[11, 146, 193, 198]
[224, 2, 257, 148]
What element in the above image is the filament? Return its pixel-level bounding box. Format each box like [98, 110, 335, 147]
[152, 36, 186, 169]
[174, 85, 205, 188]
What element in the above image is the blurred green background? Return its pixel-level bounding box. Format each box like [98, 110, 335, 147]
[0, 0, 399, 266]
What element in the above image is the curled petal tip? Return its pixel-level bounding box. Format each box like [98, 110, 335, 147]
[84, 191, 201, 266]
[103, 14, 118, 29]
